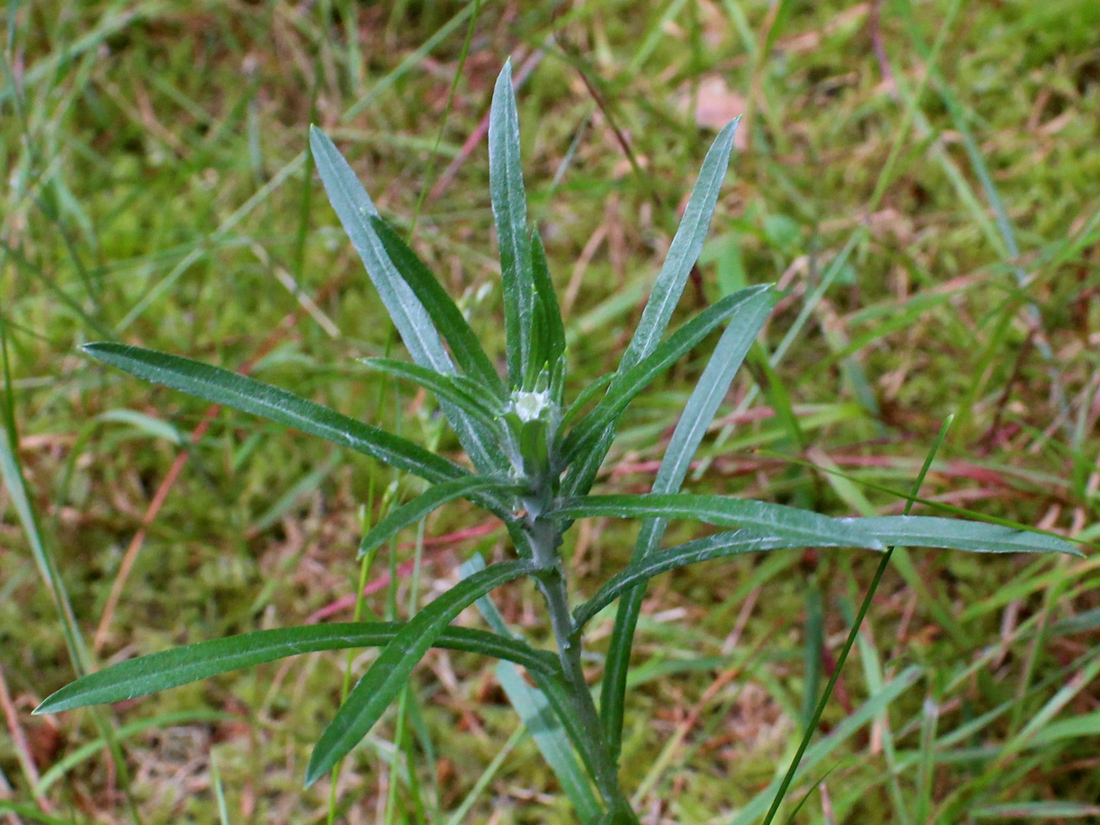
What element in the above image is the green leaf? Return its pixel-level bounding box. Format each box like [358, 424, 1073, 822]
[83, 343, 464, 485]
[488, 60, 537, 388]
[310, 126, 450, 376]
[592, 811, 641, 825]
[35, 622, 557, 715]
[310, 126, 508, 475]
[614, 119, 739, 377]
[358, 476, 518, 559]
[562, 286, 771, 471]
[560, 427, 617, 501]
[560, 124, 742, 498]
[553, 494, 884, 550]
[646, 289, 775, 496]
[530, 228, 566, 381]
[362, 357, 503, 425]
[854, 516, 1081, 556]
[600, 285, 776, 752]
[306, 560, 535, 786]
[369, 216, 504, 396]
[573, 528, 866, 631]
[560, 373, 614, 430]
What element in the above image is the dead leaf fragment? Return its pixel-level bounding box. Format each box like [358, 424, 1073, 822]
[676, 75, 749, 148]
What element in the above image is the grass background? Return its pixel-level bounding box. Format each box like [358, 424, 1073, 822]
[2, 0, 1099, 822]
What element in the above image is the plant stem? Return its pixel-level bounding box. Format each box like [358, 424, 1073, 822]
[533, 535, 633, 819]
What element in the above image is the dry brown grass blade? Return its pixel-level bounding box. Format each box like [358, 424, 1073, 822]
[0, 664, 50, 816]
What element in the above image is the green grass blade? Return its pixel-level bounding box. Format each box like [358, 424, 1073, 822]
[2, 347, 90, 675]
[854, 517, 1080, 556]
[96, 408, 185, 445]
[462, 556, 607, 814]
[210, 750, 230, 825]
[305, 560, 535, 786]
[553, 495, 884, 551]
[761, 416, 954, 825]
[799, 581, 825, 728]
[1030, 709, 1100, 747]
[562, 286, 770, 471]
[370, 216, 504, 396]
[310, 126, 508, 473]
[362, 357, 503, 425]
[442, 725, 524, 825]
[614, 118, 739, 376]
[724, 667, 923, 825]
[573, 529, 865, 631]
[599, 286, 776, 754]
[358, 476, 517, 559]
[35, 621, 557, 715]
[33, 710, 231, 796]
[970, 802, 1100, 820]
[0, 802, 83, 825]
[460, 556, 603, 805]
[83, 343, 467, 486]
[488, 60, 537, 388]
[496, 663, 603, 823]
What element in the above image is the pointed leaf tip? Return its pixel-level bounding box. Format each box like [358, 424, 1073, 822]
[489, 57, 536, 388]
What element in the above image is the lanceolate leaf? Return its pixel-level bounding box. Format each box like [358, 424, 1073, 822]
[560, 427, 617, 501]
[369, 216, 505, 396]
[530, 228, 566, 381]
[613, 119, 739, 377]
[310, 126, 450, 376]
[600, 286, 776, 754]
[562, 287, 771, 470]
[35, 622, 558, 715]
[574, 529, 870, 631]
[489, 60, 537, 388]
[560, 123, 740, 499]
[362, 357, 503, 425]
[83, 344, 464, 485]
[561, 373, 614, 430]
[310, 126, 508, 475]
[306, 560, 536, 786]
[853, 516, 1081, 556]
[358, 476, 519, 559]
[645, 288, 776, 497]
[552, 494, 884, 551]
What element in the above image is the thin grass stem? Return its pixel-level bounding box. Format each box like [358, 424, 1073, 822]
[761, 415, 954, 824]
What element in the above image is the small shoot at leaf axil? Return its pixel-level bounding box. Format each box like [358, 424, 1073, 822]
[37, 60, 1082, 823]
